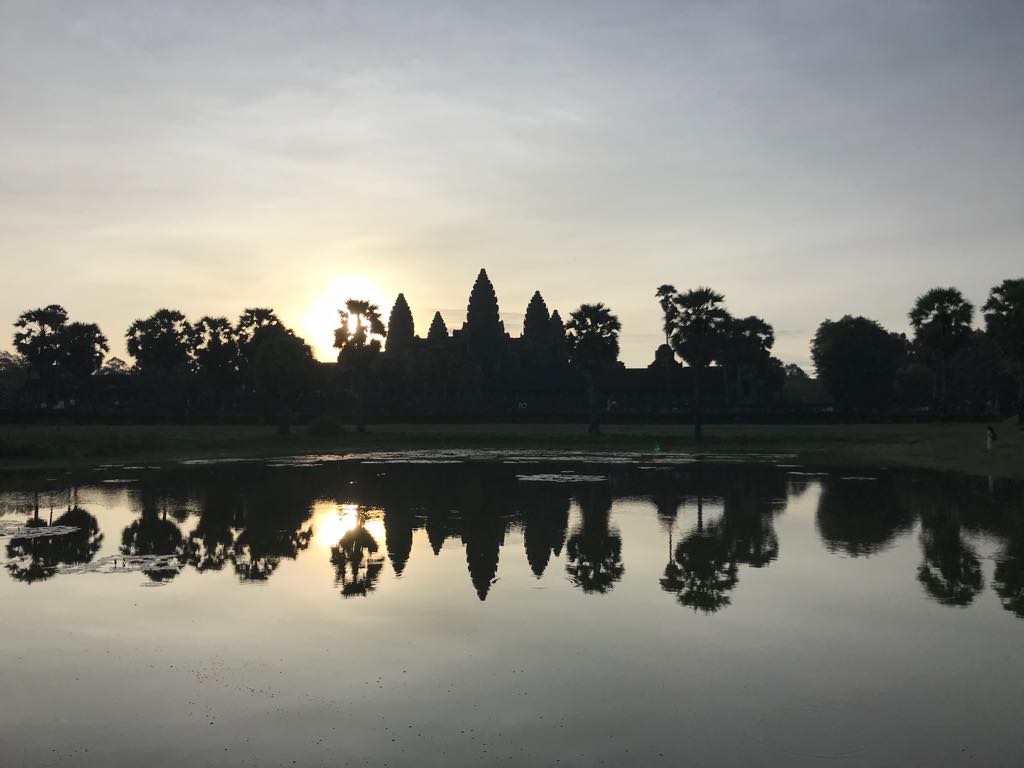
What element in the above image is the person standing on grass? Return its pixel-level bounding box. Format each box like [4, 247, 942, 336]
[987, 425, 998, 452]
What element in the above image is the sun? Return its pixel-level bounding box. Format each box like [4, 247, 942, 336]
[303, 276, 391, 361]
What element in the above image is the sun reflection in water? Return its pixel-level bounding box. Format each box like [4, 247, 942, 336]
[312, 502, 385, 548]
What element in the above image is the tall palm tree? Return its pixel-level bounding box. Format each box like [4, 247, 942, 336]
[565, 303, 621, 435]
[909, 287, 974, 415]
[335, 299, 387, 432]
[192, 316, 239, 418]
[655, 284, 677, 344]
[660, 287, 731, 441]
[13, 305, 68, 404]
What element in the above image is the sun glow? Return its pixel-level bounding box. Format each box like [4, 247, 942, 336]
[303, 276, 391, 361]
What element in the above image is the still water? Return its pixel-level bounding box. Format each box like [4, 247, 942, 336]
[2, 453, 1023, 767]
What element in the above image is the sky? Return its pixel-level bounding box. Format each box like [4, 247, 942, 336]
[2, 1, 1023, 369]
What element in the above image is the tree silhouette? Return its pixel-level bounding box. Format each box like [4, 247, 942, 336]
[235, 308, 281, 350]
[655, 284, 676, 344]
[98, 356, 129, 376]
[917, 506, 983, 607]
[659, 286, 731, 441]
[815, 477, 914, 557]
[565, 303, 621, 435]
[192, 316, 239, 417]
[60, 322, 108, 381]
[566, 485, 623, 594]
[909, 287, 974, 415]
[811, 316, 907, 413]
[385, 293, 415, 355]
[719, 315, 774, 406]
[994, 542, 1024, 619]
[126, 309, 194, 375]
[721, 471, 782, 569]
[185, 484, 243, 573]
[121, 506, 187, 583]
[247, 324, 315, 435]
[982, 278, 1024, 426]
[335, 298, 386, 432]
[234, 307, 281, 382]
[6, 506, 104, 583]
[331, 514, 385, 597]
[660, 523, 738, 613]
[13, 304, 69, 404]
[0, 350, 27, 407]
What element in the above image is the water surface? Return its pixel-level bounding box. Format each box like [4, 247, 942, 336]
[2, 455, 1023, 767]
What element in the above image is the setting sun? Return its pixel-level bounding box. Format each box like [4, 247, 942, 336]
[303, 276, 392, 362]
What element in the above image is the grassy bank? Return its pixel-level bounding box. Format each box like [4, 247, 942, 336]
[0, 421, 1022, 479]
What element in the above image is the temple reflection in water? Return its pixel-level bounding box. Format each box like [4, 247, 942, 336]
[2, 459, 1023, 620]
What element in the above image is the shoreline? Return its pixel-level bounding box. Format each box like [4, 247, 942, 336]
[1, 422, 1021, 479]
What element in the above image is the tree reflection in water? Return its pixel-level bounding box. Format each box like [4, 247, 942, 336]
[331, 511, 384, 598]
[229, 475, 313, 582]
[657, 467, 783, 613]
[660, 493, 738, 614]
[4, 461, 1024, 622]
[119, 482, 194, 582]
[566, 483, 623, 594]
[993, 499, 1024, 618]
[816, 476, 914, 558]
[917, 504, 983, 607]
[7, 503, 104, 583]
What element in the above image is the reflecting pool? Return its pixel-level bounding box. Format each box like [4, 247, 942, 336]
[2, 454, 1023, 767]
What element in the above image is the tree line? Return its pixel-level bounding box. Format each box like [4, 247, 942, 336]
[2, 271, 1022, 434]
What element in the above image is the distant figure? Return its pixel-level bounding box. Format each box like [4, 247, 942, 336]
[986, 425, 997, 452]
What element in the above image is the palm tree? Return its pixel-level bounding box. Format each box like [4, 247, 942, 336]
[565, 303, 621, 435]
[14, 304, 69, 405]
[334, 299, 387, 432]
[655, 284, 677, 344]
[983, 278, 1024, 427]
[719, 315, 774, 406]
[909, 287, 974, 415]
[192, 316, 239, 418]
[660, 287, 731, 441]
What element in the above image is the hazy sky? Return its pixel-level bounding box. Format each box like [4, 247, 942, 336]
[3, 1, 1023, 367]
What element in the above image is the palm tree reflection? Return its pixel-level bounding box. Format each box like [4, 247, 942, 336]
[660, 493, 738, 614]
[331, 510, 385, 597]
[566, 484, 623, 594]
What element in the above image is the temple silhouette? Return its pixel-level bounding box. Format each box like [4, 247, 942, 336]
[353, 268, 780, 420]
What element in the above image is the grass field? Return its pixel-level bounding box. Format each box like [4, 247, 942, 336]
[0, 421, 1022, 479]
